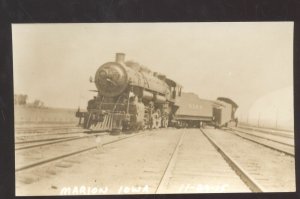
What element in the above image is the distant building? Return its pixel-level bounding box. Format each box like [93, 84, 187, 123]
[239, 86, 293, 131]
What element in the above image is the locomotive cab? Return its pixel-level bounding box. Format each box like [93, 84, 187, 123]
[165, 78, 182, 101]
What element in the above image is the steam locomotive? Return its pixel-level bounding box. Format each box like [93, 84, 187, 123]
[76, 53, 182, 132]
[76, 53, 238, 133]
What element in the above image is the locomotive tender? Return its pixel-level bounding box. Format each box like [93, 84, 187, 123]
[76, 53, 182, 132]
[174, 92, 214, 128]
[76, 53, 238, 132]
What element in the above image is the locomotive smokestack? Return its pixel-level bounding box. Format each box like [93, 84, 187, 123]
[116, 53, 125, 63]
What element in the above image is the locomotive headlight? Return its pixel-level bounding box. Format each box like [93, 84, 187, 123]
[99, 70, 107, 77]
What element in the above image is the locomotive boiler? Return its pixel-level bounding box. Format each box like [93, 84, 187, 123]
[76, 53, 182, 132]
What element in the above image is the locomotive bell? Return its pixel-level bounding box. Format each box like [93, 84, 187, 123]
[116, 53, 125, 63]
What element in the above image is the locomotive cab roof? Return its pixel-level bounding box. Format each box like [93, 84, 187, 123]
[217, 97, 238, 108]
[165, 78, 182, 89]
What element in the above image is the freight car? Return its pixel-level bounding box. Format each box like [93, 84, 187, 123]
[174, 93, 238, 128]
[174, 92, 214, 128]
[213, 97, 238, 128]
[76, 53, 182, 133]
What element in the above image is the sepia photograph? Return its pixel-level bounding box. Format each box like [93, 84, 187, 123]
[12, 22, 294, 196]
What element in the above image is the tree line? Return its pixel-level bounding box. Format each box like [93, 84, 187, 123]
[14, 94, 45, 108]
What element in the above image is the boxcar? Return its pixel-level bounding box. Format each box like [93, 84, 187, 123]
[174, 92, 214, 128]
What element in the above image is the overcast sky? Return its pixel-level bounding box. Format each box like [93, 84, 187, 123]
[12, 22, 293, 114]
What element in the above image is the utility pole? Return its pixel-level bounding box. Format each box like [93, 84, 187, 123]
[275, 108, 278, 129]
[258, 112, 261, 127]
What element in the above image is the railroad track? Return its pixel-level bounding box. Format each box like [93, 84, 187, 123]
[155, 131, 186, 193]
[236, 125, 293, 139]
[15, 131, 145, 173]
[15, 128, 295, 194]
[225, 127, 294, 157]
[15, 133, 108, 150]
[201, 128, 295, 192]
[16, 131, 83, 139]
[155, 129, 255, 193]
[15, 126, 94, 149]
[155, 128, 295, 193]
[15, 125, 81, 135]
[228, 127, 294, 146]
[16, 125, 78, 130]
[15, 132, 85, 144]
[200, 129, 263, 192]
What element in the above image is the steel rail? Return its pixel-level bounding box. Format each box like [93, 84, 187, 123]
[15, 135, 80, 145]
[15, 131, 83, 139]
[200, 128, 264, 192]
[225, 128, 294, 157]
[15, 125, 78, 131]
[227, 128, 294, 147]
[15, 132, 145, 173]
[15, 133, 107, 151]
[155, 131, 186, 194]
[236, 126, 293, 139]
